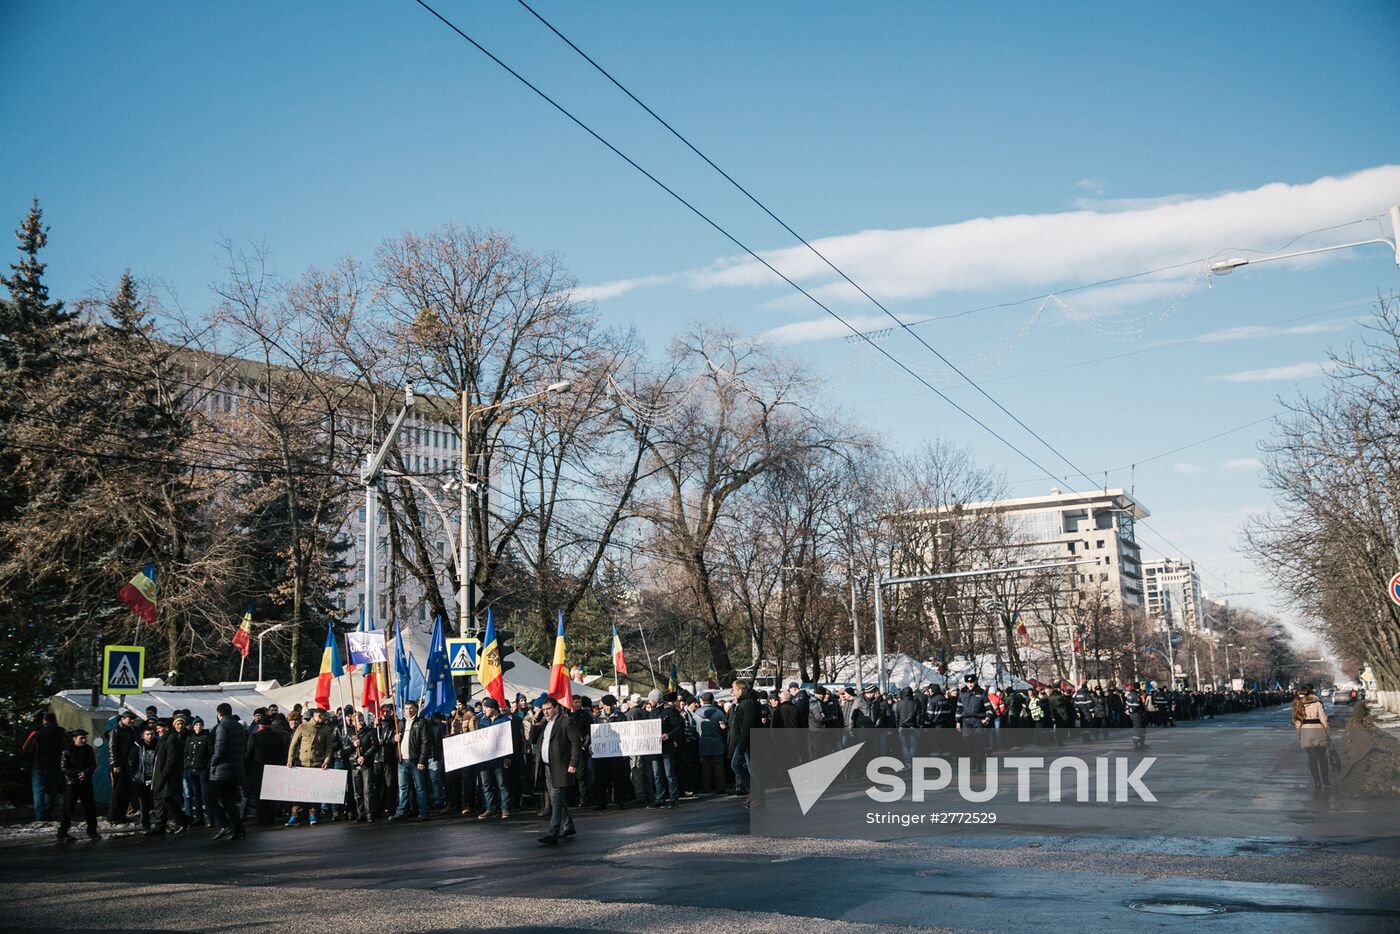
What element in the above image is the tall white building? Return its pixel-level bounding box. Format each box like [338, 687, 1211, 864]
[178, 349, 461, 633]
[957, 487, 1150, 609]
[1143, 558, 1206, 633]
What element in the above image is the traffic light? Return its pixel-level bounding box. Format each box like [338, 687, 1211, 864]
[498, 629, 516, 673]
[475, 626, 516, 674]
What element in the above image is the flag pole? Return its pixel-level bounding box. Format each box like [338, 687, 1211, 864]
[239, 653, 245, 682]
[344, 635, 357, 712]
[636, 621, 658, 690]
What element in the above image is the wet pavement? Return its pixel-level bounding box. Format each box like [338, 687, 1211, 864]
[2, 704, 1396, 932]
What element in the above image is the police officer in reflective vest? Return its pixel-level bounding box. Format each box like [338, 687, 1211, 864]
[1124, 683, 1148, 751]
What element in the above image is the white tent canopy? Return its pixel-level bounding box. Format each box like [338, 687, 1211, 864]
[824, 653, 946, 690]
[822, 653, 1032, 692]
[50, 679, 278, 727]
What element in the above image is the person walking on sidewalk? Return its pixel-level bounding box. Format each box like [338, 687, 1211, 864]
[1292, 684, 1332, 790]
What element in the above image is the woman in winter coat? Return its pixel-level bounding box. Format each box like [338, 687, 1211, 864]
[1292, 685, 1331, 789]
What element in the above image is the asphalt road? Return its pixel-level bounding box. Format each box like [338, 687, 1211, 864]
[2, 704, 1397, 934]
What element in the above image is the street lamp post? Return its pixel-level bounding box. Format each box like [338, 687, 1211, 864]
[872, 558, 1096, 694]
[362, 385, 416, 640]
[1210, 208, 1400, 276]
[457, 380, 571, 637]
[257, 623, 287, 682]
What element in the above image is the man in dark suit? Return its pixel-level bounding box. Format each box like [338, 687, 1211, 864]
[530, 696, 581, 845]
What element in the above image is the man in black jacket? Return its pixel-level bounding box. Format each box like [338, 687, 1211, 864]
[129, 724, 159, 829]
[350, 711, 381, 821]
[895, 687, 922, 728]
[207, 702, 248, 840]
[726, 681, 758, 797]
[1047, 687, 1076, 747]
[652, 692, 685, 807]
[532, 696, 582, 845]
[391, 700, 432, 821]
[150, 717, 191, 835]
[374, 705, 398, 815]
[569, 695, 594, 806]
[23, 712, 66, 821]
[182, 718, 213, 825]
[57, 730, 100, 843]
[590, 696, 630, 809]
[107, 710, 139, 824]
[246, 710, 290, 825]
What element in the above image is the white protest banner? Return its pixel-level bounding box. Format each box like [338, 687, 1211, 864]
[346, 630, 388, 665]
[259, 765, 349, 804]
[442, 720, 514, 772]
[590, 718, 661, 758]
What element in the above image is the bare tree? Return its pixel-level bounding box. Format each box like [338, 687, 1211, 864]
[634, 325, 835, 683]
[1246, 295, 1400, 711]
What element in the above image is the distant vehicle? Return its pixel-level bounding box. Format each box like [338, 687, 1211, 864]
[1321, 689, 1332, 699]
[1333, 689, 1358, 705]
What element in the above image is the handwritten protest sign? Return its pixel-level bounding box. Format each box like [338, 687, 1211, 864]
[260, 765, 349, 804]
[442, 721, 514, 772]
[590, 718, 661, 758]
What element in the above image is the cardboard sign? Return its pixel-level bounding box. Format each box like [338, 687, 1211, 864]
[442, 720, 513, 772]
[102, 645, 145, 695]
[259, 765, 350, 804]
[590, 718, 662, 758]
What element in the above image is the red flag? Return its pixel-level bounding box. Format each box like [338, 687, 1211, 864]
[361, 661, 384, 714]
[231, 604, 253, 658]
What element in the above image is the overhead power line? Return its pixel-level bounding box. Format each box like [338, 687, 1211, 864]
[409, 0, 1075, 513]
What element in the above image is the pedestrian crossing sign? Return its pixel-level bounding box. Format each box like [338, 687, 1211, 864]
[102, 645, 145, 695]
[446, 637, 479, 676]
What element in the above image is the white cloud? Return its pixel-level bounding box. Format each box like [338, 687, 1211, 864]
[684, 164, 1400, 303]
[757, 313, 894, 345]
[1070, 193, 1198, 212]
[1223, 458, 1263, 470]
[1220, 362, 1329, 382]
[569, 273, 674, 303]
[1196, 319, 1355, 343]
[1173, 462, 1202, 473]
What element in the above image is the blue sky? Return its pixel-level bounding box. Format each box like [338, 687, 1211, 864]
[5, 1, 1400, 630]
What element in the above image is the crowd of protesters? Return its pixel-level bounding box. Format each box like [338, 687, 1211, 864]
[20, 677, 1291, 843]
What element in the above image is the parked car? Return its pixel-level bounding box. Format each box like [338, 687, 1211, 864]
[1333, 688, 1358, 705]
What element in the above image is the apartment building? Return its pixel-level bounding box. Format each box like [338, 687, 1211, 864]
[954, 487, 1150, 609]
[1143, 558, 1206, 633]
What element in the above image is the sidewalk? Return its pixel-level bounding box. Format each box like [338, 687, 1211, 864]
[1334, 700, 1400, 798]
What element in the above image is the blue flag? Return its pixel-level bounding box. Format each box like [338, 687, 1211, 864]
[394, 619, 412, 709]
[422, 613, 456, 717]
[406, 649, 426, 704]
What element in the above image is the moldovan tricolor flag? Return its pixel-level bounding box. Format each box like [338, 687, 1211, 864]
[547, 610, 571, 707]
[314, 623, 344, 712]
[360, 621, 386, 714]
[478, 609, 507, 707]
[118, 562, 158, 624]
[611, 624, 627, 675]
[231, 602, 253, 658]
